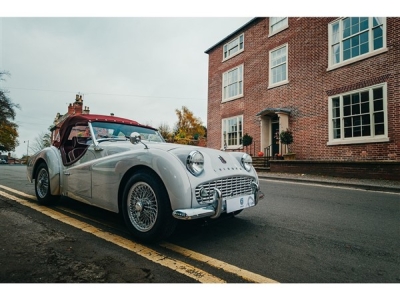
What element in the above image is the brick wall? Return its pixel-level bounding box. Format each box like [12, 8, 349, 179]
[206, 17, 400, 162]
[270, 160, 400, 181]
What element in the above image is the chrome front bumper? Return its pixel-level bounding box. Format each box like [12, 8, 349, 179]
[172, 183, 264, 220]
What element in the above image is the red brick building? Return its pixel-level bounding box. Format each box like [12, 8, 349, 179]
[205, 17, 400, 179]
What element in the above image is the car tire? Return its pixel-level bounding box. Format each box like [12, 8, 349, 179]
[35, 162, 59, 205]
[122, 171, 177, 242]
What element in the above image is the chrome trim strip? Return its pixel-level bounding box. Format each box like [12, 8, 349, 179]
[173, 188, 223, 220]
[210, 188, 222, 219]
[251, 181, 260, 205]
[172, 206, 216, 220]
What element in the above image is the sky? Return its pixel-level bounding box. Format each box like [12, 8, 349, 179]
[0, 1, 392, 158]
[1, 16, 255, 157]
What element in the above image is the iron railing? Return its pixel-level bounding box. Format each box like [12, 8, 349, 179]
[225, 141, 272, 168]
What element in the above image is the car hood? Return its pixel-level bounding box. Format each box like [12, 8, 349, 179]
[100, 140, 256, 178]
[154, 142, 256, 178]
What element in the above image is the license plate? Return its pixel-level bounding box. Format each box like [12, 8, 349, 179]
[226, 195, 255, 213]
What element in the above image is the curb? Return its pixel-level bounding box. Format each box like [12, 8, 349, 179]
[258, 175, 400, 194]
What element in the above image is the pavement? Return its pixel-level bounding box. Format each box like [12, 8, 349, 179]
[257, 171, 400, 194]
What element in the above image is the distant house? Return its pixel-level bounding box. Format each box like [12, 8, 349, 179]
[205, 17, 400, 179]
[0, 153, 21, 164]
[0, 154, 8, 163]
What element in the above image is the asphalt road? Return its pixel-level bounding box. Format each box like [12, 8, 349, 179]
[0, 164, 399, 286]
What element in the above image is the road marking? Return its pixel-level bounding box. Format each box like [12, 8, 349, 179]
[0, 185, 279, 283]
[0, 184, 37, 200]
[0, 187, 224, 283]
[160, 242, 279, 283]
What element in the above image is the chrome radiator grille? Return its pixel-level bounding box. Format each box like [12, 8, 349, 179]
[195, 176, 254, 204]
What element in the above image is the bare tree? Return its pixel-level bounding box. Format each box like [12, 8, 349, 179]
[30, 131, 51, 154]
[158, 122, 172, 142]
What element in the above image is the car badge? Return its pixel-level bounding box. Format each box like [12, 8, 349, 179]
[218, 155, 227, 164]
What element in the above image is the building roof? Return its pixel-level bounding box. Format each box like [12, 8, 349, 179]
[204, 18, 260, 54]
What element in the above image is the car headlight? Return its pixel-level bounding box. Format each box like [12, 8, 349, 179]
[241, 153, 252, 172]
[186, 151, 204, 176]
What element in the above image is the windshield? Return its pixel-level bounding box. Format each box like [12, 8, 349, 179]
[90, 121, 165, 143]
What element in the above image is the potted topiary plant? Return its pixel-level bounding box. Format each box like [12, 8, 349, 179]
[242, 133, 253, 154]
[280, 128, 295, 160]
[242, 133, 253, 147]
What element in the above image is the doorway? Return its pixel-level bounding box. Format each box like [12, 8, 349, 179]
[271, 116, 280, 156]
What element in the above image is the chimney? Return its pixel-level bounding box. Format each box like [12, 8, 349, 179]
[74, 102, 83, 114]
[68, 103, 74, 114]
[83, 106, 90, 114]
[74, 94, 83, 115]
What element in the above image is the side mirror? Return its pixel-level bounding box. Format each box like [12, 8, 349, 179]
[130, 132, 142, 145]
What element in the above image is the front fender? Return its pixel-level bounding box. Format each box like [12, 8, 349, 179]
[27, 147, 62, 196]
[116, 149, 192, 211]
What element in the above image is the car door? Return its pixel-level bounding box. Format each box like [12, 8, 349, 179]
[64, 147, 96, 203]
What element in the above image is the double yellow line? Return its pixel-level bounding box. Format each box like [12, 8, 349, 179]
[0, 185, 278, 283]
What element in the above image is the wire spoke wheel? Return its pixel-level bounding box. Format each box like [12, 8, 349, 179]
[34, 162, 59, 205]
[127, 182, 158, 232]
[122, 171, 177, 242]
[36, 168, 50, 199]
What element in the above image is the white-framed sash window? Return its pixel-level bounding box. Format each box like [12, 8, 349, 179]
[328, 83, 389, 145]
[222, 64, 244, 102]
[222, 115, 243, 148]
[223, 33, 244, 60]
[269, 17, 288, 36]
[269, 44, 288, 87]
[328, 17, 386, 69]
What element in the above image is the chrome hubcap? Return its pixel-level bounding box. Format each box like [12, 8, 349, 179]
[135, 201, 143, 212]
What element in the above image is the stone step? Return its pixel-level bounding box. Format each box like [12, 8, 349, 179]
[252, 156, 271, 172]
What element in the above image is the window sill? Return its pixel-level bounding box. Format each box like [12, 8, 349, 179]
[327, 136, 389, 146]
[221, 95, 244, 103]
[223, 146, 243, 151]
[222, 49, 244, 62]
[268, 80, 289, 89]
[327, 48, 388, 71]
[268, 25, 289, 38]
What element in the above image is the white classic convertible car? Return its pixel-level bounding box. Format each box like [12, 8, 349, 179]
[27, 114, 263, 242]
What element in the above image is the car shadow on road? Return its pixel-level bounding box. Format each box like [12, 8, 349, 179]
[51, 196, 258, 246]
[167, 213, 257, 244]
